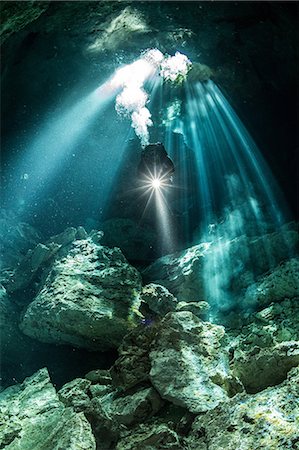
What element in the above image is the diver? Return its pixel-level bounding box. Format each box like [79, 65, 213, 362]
[137, 142, 175, 183]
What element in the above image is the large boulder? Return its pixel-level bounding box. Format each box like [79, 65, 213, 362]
[142, 226, 298, 308]
[226, 298, 299, 393]
[0, 368, 96, 449]
[186, 366, 299, 450]
[142, 244, 209, 302]
[3, 226, 90, 294]
[20, 237, 142, 350]
[149, 312, 243, 413]
[0, 209, 42, 271]
[244, 258, 299, 309]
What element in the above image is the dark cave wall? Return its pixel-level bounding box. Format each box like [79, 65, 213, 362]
[1, 1, 298, 218]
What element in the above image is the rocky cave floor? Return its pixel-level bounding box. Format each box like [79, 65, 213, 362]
[0, 209, 298, 450]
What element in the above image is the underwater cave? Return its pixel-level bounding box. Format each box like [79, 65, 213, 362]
[0, 1, 298, 449]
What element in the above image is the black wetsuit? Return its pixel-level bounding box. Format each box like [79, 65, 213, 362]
[138, 143, 174, 180]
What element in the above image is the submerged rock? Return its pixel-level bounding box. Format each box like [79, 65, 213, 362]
[142, 244, 209, 302]
[58, 378, 92, 412]
[4, 226, 91, 294]
[5, 242, 61, 293]
[233, 341, 299, 394]
[186, 366, 299, 450]
[149, 312, 243, 413]
[226, 298, 299, 393]
[139, 283, 178, 317]
[111, 324, 156, 391]
[175, 301, 210, 318]
[0, 368, 95, 449]
[0, 209, 42, 271]
[142, 226, 298, 307]
[244, 258, 299, 308]
[20, 237, 142, 350]
[116, 423, 182, 450]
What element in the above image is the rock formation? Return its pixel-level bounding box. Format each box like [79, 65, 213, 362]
[20, 236, 142, 350]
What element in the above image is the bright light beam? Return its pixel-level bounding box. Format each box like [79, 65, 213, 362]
[8, 79, 119, 210]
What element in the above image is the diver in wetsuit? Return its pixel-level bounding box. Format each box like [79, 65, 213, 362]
[137, 142, 175, 182]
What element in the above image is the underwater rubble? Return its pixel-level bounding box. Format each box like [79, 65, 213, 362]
[0, 217, 298, 449]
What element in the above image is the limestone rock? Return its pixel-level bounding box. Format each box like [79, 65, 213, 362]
[20, 237, 142, 350]
[142, 226, 298, 307]
[175, 301, 210, 318]
[186, 366, 299, 450]
[224, 298, 299, 393]
[139, 283, 178, 317]
[116, 423, 182, 450]
[4, 242, 61, 293]
[85, 369, 112, 384]
[0, 210, 42, 271]
[232, 341, 299, 394]
[46, 227, 78, 247]
[111, 387, 164, 426]
[244, 258, 299, 308]
[111, 324, 156, 390]
[149, 312, 243, 413]
[142, 244, 209, 302]
[0, 368, 96, 449]
[58, 378, 92, 412]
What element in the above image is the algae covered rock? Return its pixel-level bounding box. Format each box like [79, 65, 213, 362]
[116, 423, 182, 450]
[244, 258, 299, 308]
[142, 226, 298, 306]
[186, 366, 299, 450]
[149, 312, 243, 413]
[0, 368, 95, 449]
[139, 283, 178, 317]
[227, 298, 299, 393]
[0, 210, 42, 271]
[111, 324, 156, 390]
[142, 244, 209, 302]
[20, 237, 142, 350]
[58, 378, 92, 412]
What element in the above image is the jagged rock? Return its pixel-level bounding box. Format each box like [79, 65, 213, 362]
[111, 324, 156, 391]
[142, 244, 209, 302]
[111, 387, 164, 426]
[90, 384, 114, 398]
[244, 258, 299, 308]
[142, 226, 298, 305]
[2, 226, 91, 294]
[20, 237, 142, 350]
[58, 378, 91, 412]
[4, 242, 61, 293]
[0, 368, 96, 449]
[232, 341, 299, 394]
[225, 298, 299, 393]
[85, 369, 112, 384]
[89, 388, 121, 448]
[139, 283, 178, 317]
[47, 227, 78, 247]
[1, 2, 50, 44]
[186, 366, 299, 450]
[149, 312, 243, 413]
[100, 218, 157, 261]
[116, 423, 182, 450]
[175, 301, 210, 318]
[0, 210, 42, 270]
[0, 285, 38, 386]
